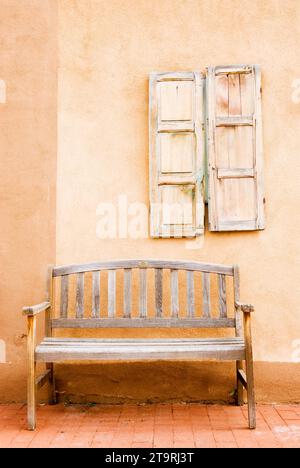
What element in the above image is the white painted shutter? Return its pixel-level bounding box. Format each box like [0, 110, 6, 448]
[206, 65, 265, 231]
[149, 72, 205, 238]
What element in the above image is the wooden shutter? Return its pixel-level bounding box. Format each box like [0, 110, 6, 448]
[149, 72, 205, 238]
[206, 65, 265, 231]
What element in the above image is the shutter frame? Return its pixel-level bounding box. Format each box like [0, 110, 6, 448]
[149, 71, 205, 238]
[206, 64, 265, 232]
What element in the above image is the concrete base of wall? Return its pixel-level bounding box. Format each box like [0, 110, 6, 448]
[48, 362, 300, 405]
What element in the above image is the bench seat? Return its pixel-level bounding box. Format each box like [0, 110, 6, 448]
[35, 337, 246, 362]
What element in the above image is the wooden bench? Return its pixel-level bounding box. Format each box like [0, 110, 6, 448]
[23, 260, 255, 430]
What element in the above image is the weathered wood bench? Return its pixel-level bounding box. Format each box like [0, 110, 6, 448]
[23, 260, 255, 430]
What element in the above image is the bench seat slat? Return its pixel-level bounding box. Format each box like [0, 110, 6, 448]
[35, 337, 245, 362]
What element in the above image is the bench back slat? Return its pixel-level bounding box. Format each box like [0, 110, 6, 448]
[92, 271, 100, 318]
[123, 269, 132, 318]
[202, 272, 211, 318]
[60, 275, 69, 319]
[155, 269, 163, 318]
[139, 269, 147, 318]
[218, 274, 227, 318]
[170, 270, 179, 318]
[76, 273, 84, 318]
[108, 270, 116, 318]
[186, 271, 195, 318]
[52, 260, 238, 330]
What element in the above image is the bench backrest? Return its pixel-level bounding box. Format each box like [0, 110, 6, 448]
[48, 260, 242, 335]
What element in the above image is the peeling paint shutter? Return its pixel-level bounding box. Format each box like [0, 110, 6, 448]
[149, 72, 205, 238]
[206, 65, 265, 231]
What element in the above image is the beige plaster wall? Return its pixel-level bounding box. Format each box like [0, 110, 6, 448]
[0, 0, 57, 400]
[1, 0, 300, 403]
[55, 0, 300, 402]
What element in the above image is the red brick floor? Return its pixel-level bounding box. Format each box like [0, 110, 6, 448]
[0, 403, 300, 448]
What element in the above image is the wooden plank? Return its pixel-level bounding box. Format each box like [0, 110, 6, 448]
[228, 73, 241, 116]
[123, 269, 132, 318]
[35, 338, 245, 363]
[139, 269, 147, 318]
[186, 271, 195, 317]
[254, 65, 265, 230]
[51, 317, 236, 329]
[45, 265, 54, 336]
[237, 369, 248, 390]
[158, 176, 196, 185]
[244, 312, 256, 429]
[155, 269, 163, 317]
[60, 276, 69, 318]
[217, 168, 254, 179]
[170, 270, 179, 318]
[23, 302, 51, 317]
[215, 74, 228, 116]
[160, 132, 194, 174]
[158, 122, 194, 132]
[215, 65, 252, 75]
[234, 265, 243, 337]
[92, 271, 100, 318]
[153, 71, 196, 82]
[218, 274, 227, 318]
[202, 272, 211, 318]
[108, 270, 116, 318]
[75, 273, 84, 319]
[216, 116, 253, 126]
[36, 369, 51, 391]
[53, 260, 234, 276]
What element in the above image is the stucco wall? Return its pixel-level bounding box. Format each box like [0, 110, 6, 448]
[1, 0, 300, 403]
[0, 1, 57, 400]
[56, 0, 300, 402]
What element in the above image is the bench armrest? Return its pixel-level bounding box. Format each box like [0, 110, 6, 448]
[23, 302, 50, 317]
[235, 302, 254, 314]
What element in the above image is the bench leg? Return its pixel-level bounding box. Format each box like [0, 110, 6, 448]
[27, 316, 36, 431]
[47, 363, 57, 405]
[245, 356, 256, 429]
[244, 312, 256, 429]
[236, 361, 244, 406]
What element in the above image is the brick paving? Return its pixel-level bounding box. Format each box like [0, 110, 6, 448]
[0, 403, 300, 448]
